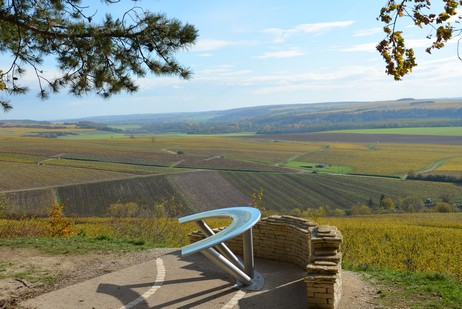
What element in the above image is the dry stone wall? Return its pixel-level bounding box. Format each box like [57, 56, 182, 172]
[188, 215, 343, 308]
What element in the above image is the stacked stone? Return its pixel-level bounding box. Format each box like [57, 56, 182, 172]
[305, 225, 343, 309]
[186, 216, 343, 309]
[251, 215, 317, 268]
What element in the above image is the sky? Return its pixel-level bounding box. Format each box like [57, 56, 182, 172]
[1, 0, 462, 121]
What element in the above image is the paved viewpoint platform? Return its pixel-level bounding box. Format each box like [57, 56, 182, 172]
[20, 249, 308, 309]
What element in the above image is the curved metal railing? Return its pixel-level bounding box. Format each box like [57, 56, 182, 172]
[179, 207, 263, 289]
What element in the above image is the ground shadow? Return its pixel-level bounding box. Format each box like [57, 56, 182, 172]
[96, 250, 235, 308]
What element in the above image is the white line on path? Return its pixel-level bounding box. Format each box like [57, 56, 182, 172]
[119, 258, 166, 309]
[221, 290, 246, 309]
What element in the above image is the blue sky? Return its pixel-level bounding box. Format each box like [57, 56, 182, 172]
[1, 0, 462, 120]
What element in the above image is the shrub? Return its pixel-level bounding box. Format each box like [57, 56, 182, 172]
[251, 187, 266, 215]
[290, 208, 302, 217]
[47, 203, 74, 237]
[435, 202, 456, 213]
[400, 196, 424, 213]
[108, 202, 139, 218]
[380, 197, 396, 211]
[351, 204, 372, 215]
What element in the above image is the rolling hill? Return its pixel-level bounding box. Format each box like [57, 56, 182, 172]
[62, 98, 462, 134]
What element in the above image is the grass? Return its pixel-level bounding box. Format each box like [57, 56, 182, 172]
[1, 263, 57, 285]
[358, 268, 462, 309]
[0, 236, 165, 255]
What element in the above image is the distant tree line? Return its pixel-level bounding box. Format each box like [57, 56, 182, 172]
[128, 114, 462, 135]
[29, 131, 78, 138]
[289, 193, 460, 219]
[130, 120, 255, 134]
[406, 172, 462, 184]
[0, 123, 66, 129]
[104, 106, 462, 134]
[76, 121, 123, 133]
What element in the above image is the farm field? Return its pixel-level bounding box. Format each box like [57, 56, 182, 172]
[329, 126, 462, 136]
[294, 142, 462, 176]
[0, 161, 133, 192]
[2, 125, 462, 177]
[1, 123, 462, 216]
[4, 169, 462, 217]
[254, 132, 462, 145]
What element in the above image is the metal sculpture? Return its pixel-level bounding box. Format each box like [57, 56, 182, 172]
[179, 207, 264, 290]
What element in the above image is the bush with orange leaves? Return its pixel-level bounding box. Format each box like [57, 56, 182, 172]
[47, 202, 74, 237]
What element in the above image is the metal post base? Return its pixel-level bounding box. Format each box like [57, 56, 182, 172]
[233, 270, 265, 291]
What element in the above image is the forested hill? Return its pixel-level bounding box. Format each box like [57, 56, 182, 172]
[72, 98, 462, 134]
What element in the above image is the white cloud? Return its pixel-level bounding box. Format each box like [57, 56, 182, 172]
[353, 28, 382, 37]
[292, 21, 354, 33]
[193, 39, 233, 51]
[341, 43, 377, 52]
[255, 47, 306, 59]
[339, 35, 458, 53]
[193, 39, 254, 51]
[251, 65, 381, 95]
[412, 56, 462, 79]
[264, 21, 354, 43]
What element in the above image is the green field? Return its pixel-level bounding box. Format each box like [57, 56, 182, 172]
[329, 126, 462, 136]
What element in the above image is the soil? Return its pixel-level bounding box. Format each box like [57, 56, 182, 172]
[0, 247, 381, 309]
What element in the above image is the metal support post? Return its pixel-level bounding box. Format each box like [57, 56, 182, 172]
[242, 228, 255, 278]
[201, 247, 252, 286]
[195, 220, 245, 271]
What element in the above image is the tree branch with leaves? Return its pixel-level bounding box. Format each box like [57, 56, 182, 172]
[378, 0, 462, 80]
[0, 0, 198, 111]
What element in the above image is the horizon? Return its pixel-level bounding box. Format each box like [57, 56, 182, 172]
[3, 97, 461, 123]
[1, 1, 462, 121]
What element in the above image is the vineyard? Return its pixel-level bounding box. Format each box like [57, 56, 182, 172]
[294, 142, 462, 176]
[1, 124, 462, 216]
[167, 171, 250, 212]
[1, 210, 461, 281]
[319, 213, 462, 279]
[221, 171, 462, 212]
[1, 123, 462, 307]
[0, 161, 131, 191]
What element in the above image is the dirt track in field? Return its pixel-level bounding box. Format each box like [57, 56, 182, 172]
[254, 133, 462, 145]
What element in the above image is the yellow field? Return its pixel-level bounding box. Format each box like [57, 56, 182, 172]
[152, 135, 321, 164]
[435, 157, 462, 174]
[319, 213, 462, 279]
[298, 142, 462, 176]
